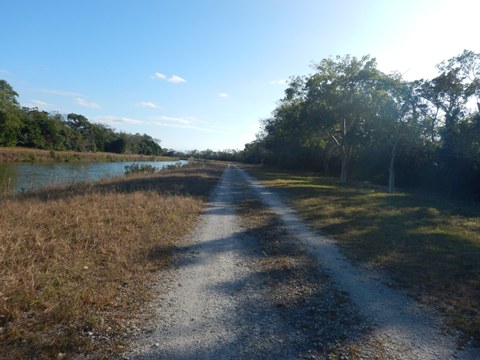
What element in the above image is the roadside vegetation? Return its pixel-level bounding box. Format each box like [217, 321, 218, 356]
[243, 50, 480, 200]
[0, 161, 225, 359]
[247, 166, 480, 345]
[0, 147, 174, 163]
[0, 80, 162, 156]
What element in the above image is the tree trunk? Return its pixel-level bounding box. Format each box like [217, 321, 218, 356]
[388, 141, 398, 193]
[340, 145, 351, 183]
[340, 157, 348, 183]
[323, 155, 330, 176]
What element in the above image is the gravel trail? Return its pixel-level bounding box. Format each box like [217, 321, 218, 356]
[122, 166, 480, 360]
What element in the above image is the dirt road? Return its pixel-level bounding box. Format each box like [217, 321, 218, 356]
[122, 166, 480, 359]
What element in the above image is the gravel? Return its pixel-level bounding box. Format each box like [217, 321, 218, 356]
[120, 165, 480, 360]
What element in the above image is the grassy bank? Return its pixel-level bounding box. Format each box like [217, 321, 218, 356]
[0, 162, 225, 358]
[0, 147, 175, 163]
[246, 166, 480, 345]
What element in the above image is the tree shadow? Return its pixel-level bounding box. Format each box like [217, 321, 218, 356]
[253, 169, 480, 345]
[126, 176, 369, 359]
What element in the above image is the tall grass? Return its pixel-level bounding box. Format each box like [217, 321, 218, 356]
[247, 166, 480, 345]
[0, 162, 225, 358]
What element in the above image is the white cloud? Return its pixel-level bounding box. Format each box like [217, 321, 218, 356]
[168, 75, 186, 84]
[153, 72, 167, 80]
[152, 116, 194, 125]
[0, 69, 10, 75]
[41, 88, 84, 97]
[76, 98, 101, 109]
[150, 115, 220, 133]
[95, 115, 143, 125]
[153, 122, 219, 133]
[138, 101, 160, 109]
[218, 92, 229, 98]
[152, 72, 187, 84]
[269, 79, 287, 85]
[29, 99, 55, 109]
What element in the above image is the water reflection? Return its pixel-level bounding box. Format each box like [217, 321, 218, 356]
[0, 160, 187, 194]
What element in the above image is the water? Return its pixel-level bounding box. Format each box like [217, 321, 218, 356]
[0, 160, 188, 194]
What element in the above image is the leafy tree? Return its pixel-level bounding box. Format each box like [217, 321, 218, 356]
[243, 50, 480, 198]
[106, 137, 127, 154]
[0, 80, 22, 146]
[303, 55, 388, 182]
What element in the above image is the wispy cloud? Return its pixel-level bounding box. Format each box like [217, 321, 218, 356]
[153, 72, 167, 80]
[41, 88, 84, 97]
[138, 101, 160, 109]
[0, 69, 10, 75]
[152, 72, 187, 84]
[152, 115, 194, 125]
[76, 98, 101, 109]
[154, 122, 219, 133]
[23, 100, 58, 110]
[28, 99, 55, 109]
[168, 75, 186, 84]
[151, 115, 220, 133]
[95, 115, 143, 125]
[218, 92, 229, 98]
[269, 79, 287, 85]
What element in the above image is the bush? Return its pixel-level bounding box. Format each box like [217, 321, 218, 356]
[124, 164, 158, 175]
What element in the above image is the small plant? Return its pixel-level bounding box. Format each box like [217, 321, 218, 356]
[124, 163, 158, 175]
[165, 161, 183, 170]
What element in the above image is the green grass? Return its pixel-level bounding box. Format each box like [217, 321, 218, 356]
[246, 166, 480, 345]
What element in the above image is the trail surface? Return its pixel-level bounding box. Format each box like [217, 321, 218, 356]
[122, 166, 480, 360]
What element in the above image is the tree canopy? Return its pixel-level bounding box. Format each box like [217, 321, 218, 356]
[0, 81, 162, 155]
[243, 50, 480, 199]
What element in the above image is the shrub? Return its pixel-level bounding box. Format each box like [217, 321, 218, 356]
[124, 164, 158, 175]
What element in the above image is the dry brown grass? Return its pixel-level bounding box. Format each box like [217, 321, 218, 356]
[0, 162, 225, 359]
[0, 147, 174, 163]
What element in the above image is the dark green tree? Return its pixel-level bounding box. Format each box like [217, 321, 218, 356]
[0, 80, 22, 146]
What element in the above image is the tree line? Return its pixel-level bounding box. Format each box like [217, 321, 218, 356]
[0, 81, 162, 155]
[243, 50, 480, 199]
[165, 148, 242, 162]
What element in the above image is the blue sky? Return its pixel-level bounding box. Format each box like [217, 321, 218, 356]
[1, 0, 479, 151]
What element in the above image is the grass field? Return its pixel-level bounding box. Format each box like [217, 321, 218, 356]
[246, 166, 480, 346]
[0, 147, 175, 163]
[0, 161, 225, 358]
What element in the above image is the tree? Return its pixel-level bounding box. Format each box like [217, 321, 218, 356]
[425, 50, 480, 154]
[0, 80, 22, 146]
[304, 55, 386, 182]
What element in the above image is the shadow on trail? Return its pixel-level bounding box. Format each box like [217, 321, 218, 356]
[130, 167, 368, 360]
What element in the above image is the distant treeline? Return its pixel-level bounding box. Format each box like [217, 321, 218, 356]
[243, 50, 480, 199]
[165, 148, 242, 162]
[0, 81, 162, 155]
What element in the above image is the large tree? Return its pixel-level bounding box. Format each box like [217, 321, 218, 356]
[303, 55, 386, 182]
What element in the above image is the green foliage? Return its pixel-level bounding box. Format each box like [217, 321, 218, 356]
[244, 50, 480, 199]
[0, 80, 163, 156]
[124, 164, 159, 175]
[0, 80, 21, 146]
